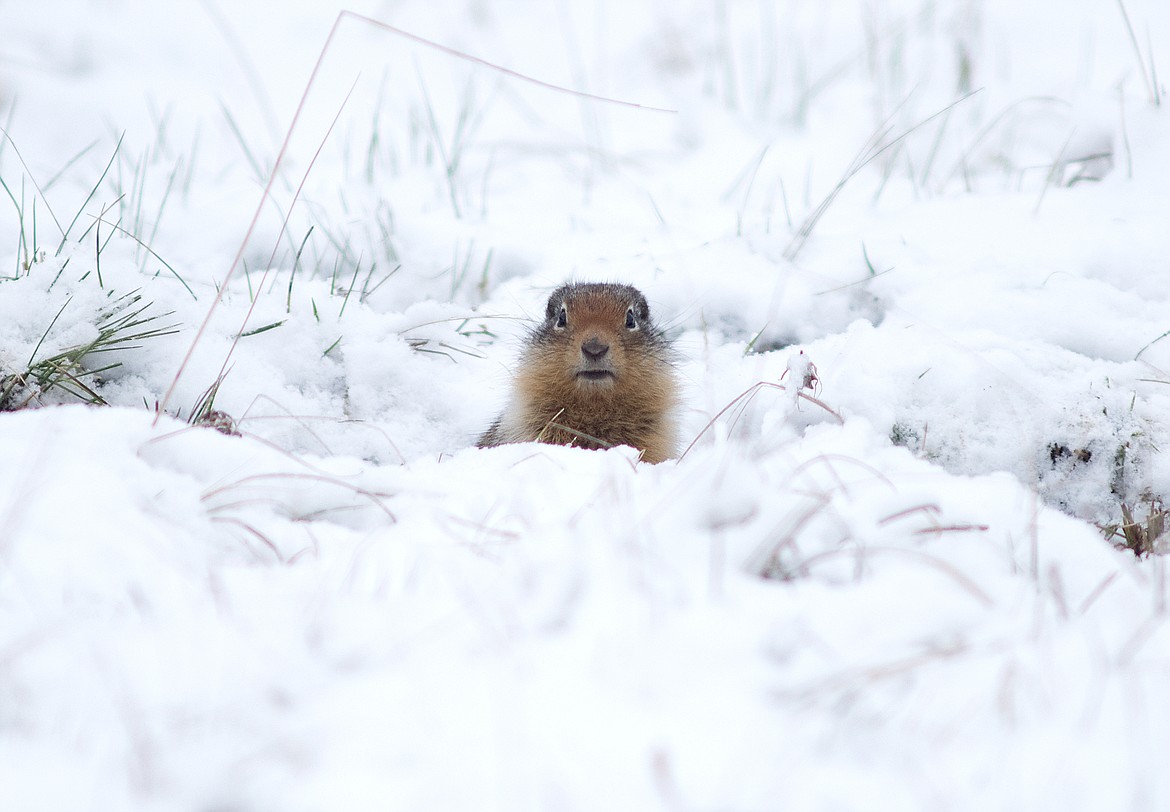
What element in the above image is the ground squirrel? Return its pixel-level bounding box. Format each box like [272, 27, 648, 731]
[477, 282, 680, 463]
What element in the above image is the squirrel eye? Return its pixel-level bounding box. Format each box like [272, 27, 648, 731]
[625, 307, 638, 330]
[555, 304, 568, 329]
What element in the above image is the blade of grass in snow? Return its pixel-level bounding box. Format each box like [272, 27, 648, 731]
[221, 101, 268, 183]
[27, 298, 73, 368]
[129, 150, 148, 240]
[287, 227, 314, 313]
[143, 155, 183, 270]
[416, 66, 462, 219]
[58, 132, 124, 254]
[94, 218, 104, 287]
[0, 172, 28, 276]
[0, 100, 14, 163]
[1034, 128, 1077, 214]
[731, 146, 768, 236]
[76, 195, 126, 243]
[0, 128, 64, 238]
[238, 320, 286, 338]
[31, 196, 39, 264]
[43, 140, 100, 193]
[337, 255, 363, 320]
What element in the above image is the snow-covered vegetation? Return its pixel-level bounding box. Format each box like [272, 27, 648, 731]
[1, 1, 1168, 808]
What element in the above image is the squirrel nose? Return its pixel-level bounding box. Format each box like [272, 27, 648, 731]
[581, 337, 609, 361]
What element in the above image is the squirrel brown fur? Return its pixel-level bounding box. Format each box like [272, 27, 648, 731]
[477, 282, 680, 463]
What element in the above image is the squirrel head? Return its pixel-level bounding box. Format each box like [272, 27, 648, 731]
[531, 282, 666, 394]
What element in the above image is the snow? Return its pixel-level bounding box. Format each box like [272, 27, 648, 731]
[2, 0, 1170, 808]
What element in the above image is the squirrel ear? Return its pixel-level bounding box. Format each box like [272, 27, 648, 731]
[542, 287, 570, 322]
[633, 290, 651, 322]
[545, 289, 564, 321]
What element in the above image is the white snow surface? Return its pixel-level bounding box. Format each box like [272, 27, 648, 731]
[2, 1, 1170, 809]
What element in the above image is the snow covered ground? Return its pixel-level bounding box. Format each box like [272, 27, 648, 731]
[2, 0, 1169, 808]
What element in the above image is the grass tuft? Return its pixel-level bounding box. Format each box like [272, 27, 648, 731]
[1, 290, 178, 410]
[1101, 501, 1167, 557]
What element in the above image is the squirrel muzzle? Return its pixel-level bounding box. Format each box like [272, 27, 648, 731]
[576, 335, 616, 384]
